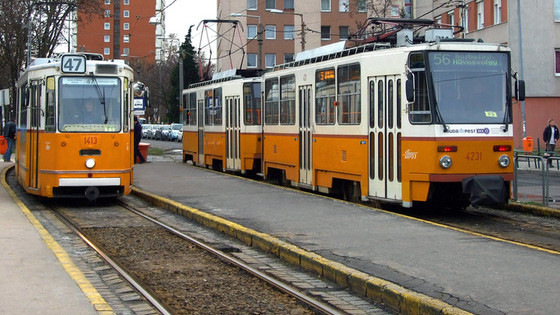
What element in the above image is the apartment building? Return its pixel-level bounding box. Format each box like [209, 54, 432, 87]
[75, 0, 164, 64]
[215, 0, 391, 71]
[416, 0, 560, 149]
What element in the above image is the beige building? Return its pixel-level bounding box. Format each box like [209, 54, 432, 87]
[215, 0, 388, 71]
[415, 0, 560, 149]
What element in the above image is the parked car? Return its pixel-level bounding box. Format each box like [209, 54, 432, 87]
[141, 124, 152, 139]
[147, 124, 158, 139]
[152, 125, 163, 140]
[155, 124, 171, 140]
[169, 123, 183, 141]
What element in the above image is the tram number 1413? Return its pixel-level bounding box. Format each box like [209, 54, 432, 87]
[466, 152, 482, 160]
[84, 136, 98, 145]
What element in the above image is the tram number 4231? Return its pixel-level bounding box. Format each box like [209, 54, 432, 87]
[84, 136, 98, 145]
[466, 152, 482, 160]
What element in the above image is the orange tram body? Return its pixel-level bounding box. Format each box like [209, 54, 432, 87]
[15, 53, 136, 200]
[182, 26, 524, 208]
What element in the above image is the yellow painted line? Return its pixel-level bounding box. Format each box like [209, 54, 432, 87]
[371, 207, 560, 256]
[1, 166, 114, 314]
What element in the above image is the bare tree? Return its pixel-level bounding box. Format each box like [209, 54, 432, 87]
[0, 0, 102, 117]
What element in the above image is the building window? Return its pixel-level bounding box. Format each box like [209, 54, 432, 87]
[357, 0, 366, 12]
[321, 26, 331, 40]
[266, 0, 275, 10]
[391, 5, 400, 17]
[339, 26, 349, 40]
[321, 0, 331, 12]
[123, 48, 129, 56]
[247, 53, 257, 68]
[104, 35, 110, 42]
[477, 0, 484, 30]
[284, 25, 294, 40]
[284, 0, 294, 9]
[247, 25, 257, 39]
[339, 0, 349, 12]
[448, 10, 454, 26]
[556, 50, 560, 76]
[123, 35, 130, 43]
[284, 53, 294, 63]
[124, 0, 129, 4]
[436, 16, 442, 26]
[104, 10, 111, 17]
[104, 48, 110, 55]
[464, 6, 469, 32]
[556, 0, 560, 21]
[123, 23, 130, 30]
[248, 0, 257, 10]
[493, 0, 501, 24]
[124, 10, 129, 18]
[265, 53, 276, 68]
[104, 22, 110, 30]
[265, 25, 276, 39]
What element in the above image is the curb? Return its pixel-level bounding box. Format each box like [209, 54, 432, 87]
[503, 201, 560, 219]
[132, 186, 471, 315]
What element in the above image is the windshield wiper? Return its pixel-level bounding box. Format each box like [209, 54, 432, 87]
[501, 101, 509, 132]
[433, 100, 449, 132]
[90, 74, 108, 124]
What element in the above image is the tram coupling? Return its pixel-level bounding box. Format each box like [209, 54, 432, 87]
[462, 175, 507, 206]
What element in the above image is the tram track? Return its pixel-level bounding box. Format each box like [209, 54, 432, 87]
[49, 199, 341, 314]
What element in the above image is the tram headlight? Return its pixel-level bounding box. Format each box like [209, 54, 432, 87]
[439, 155, 452, 169]
[498, 155, 510, 168]
[85, 158, 96, 169]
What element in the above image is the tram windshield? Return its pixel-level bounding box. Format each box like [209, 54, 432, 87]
[428, 52, 509, 124]
[58, 77, 122, 132]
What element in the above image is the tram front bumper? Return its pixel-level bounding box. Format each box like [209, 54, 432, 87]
[462, 175, 506, 206]
[55, 177, 123, 200]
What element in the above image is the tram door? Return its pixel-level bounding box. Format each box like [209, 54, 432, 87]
[298, 85, 313, 186]
[27, 81, 42, 189]
[197, 99, 204, 166]
[368, 76, 402, 200]
[225, 96, 241, 170]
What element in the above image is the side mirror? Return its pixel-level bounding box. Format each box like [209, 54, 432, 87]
[406, 73, 414, 103]
[515, 80, 525, 101]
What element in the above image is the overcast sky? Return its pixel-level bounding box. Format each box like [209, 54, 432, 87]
[164, 0, 217, 49]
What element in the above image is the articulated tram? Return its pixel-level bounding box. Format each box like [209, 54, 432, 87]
[181, 24, 524, 208]
[16, 53, 135, 200]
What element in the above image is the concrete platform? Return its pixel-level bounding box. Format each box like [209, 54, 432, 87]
[0, 162, 105, 314]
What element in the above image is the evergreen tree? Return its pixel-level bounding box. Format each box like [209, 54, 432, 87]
[166, 26, 201, 122]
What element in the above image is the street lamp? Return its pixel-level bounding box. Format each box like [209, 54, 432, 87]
[269, 9, 305, 51]
[231, 13, 263, 69]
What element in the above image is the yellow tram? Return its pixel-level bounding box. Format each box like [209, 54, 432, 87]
[15, 53, 135, 200]
[182, 19, 526, 208]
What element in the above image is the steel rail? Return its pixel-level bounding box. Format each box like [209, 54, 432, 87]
[118, 201, 343, 315]
[52, 208, 172, 315]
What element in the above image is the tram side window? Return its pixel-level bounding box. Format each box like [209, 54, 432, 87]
[337, 63, 361, 125]
[45, 77, 56, 132]
[213, 88, 222, 125]
[205, 88, 222, 126]
[408, 53, 432, 123]
[19, 85, 29, 129]
[243, 83, 261, 125]
[265, 78, 279, 125]
[280, 75, 296, 125]
[185, 93, 197, 125]
[315, 68, 335, 125]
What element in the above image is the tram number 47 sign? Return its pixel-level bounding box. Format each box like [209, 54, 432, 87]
[61, 55, 86, 73]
